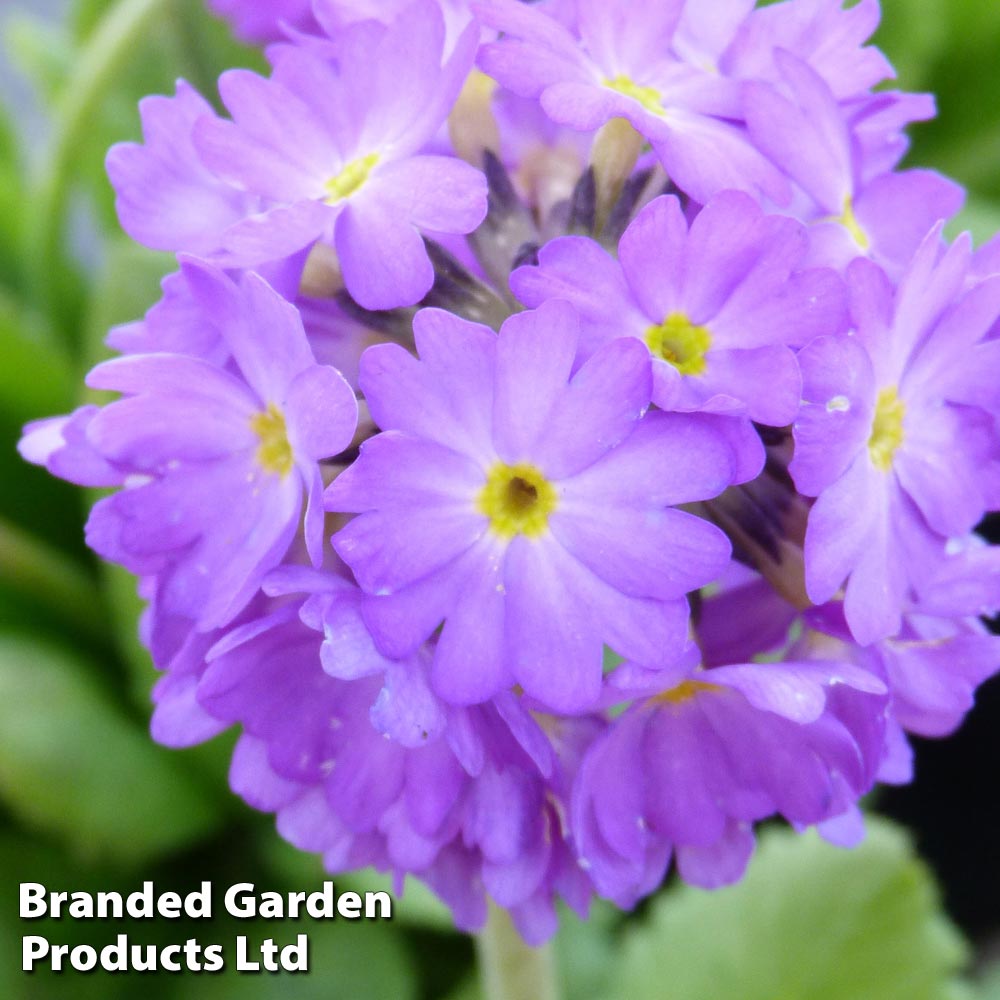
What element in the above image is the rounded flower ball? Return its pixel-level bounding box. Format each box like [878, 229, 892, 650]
[18, 0, 1000, 949]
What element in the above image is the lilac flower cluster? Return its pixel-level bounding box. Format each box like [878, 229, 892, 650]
[21, 0, 1000, 943]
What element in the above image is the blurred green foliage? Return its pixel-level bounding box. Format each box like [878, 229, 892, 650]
[1, 0, 999, 996]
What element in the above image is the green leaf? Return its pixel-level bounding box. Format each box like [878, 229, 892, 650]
[609, 819, 971, 1000]
[0, 633, 223, 864]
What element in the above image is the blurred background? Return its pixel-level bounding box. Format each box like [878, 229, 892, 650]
[1, 0, 999, 997]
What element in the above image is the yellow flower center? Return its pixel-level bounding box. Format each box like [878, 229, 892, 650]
[644, 313, 712, 375]
[654, 679, 722, 706]
[324, 152, 379, 205]
[603, 75, 665, 116]
[868, 386, 905, 472]
[835, 195, 869, 250]
[477, 463, 558, 539]
[250, 403, 294, 477]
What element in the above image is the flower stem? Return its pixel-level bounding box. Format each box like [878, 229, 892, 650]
[476, 904, 561, 1000]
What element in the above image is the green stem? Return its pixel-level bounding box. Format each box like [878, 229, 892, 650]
[0, 516, 106, 642]
[477, 904, 561, 1000]
[27, 0, 172, 333]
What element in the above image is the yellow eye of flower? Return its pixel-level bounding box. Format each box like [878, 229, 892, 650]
[654, 679, 722, 706]
[868, 386, 905, 472]
[324, 152, 379, 204]
[478, 463, 558, 539]
[603, 75, 665, 116]
[250, 403, 293, 478]
[644, 313, 712, 376]
[837, 195, 870, 251]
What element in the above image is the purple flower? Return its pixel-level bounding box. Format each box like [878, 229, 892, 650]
[106, 81, 257, 255]
[792, 228, 1000, 643]
[44, 263, 358, 631]
[474, 0, 789, 204]
[207, 0, 317, 42]
[743, 51, 963, 273]
[18, 405, 124, 488]
[193, 1, 488, 308]
[724, 0, 893, 101]
[326, 300, 737, 711]
[181, 595, 603, 943]
[573, 659, 887, 904]
[797, 541, 1000, 739]
[512, 191, 845, 429]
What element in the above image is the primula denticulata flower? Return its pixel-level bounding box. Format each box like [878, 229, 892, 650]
[19, 0, 1000, 945]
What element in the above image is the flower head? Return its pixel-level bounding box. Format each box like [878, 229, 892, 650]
[327, 300, 737, 711]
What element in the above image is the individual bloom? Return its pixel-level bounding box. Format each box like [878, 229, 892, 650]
[207, 0, 317, 42]
[193, 1, 488, 309]
[310, 0, 478, 55]
[865, 616, 1000, 740]
[474, 0, 789, 205]
[724, 0, 893, 101]
[202, 609, 411, 872]
[18, 405, 124, 488]
[199, 601, 600, 943]
[106, 81, 257, 255]
[426, 700, 603, 944]
[106, 270, 229, 363]
[573, 659, 887, 906]
[845, 90, 938, 184]
[799, 539, 1000, 739]
[78, 262, 357, 631]
[326, 300, 737, 712]
[791, 229, 1000, 643]
[512, 191, 846, 429]
[744, 51, 963, 274]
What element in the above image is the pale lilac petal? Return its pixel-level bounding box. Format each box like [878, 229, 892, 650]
[105, 81, 250, 254]
[842, 482, 907, 644]
[652, 112, 791, 206]
[335, 199, 434, 310]
[358, 322, 496, 462]
[618, 195, 687, 321]
[87, 394, 254, 469]
[505, 536, 603, 712]
[694, 345, 801, 425]
[531, 337, 652, 478]
[804, 453, 880, 605]
[856, 170, 965, 270]
[675, 821, 754, 888]
[493, 300, 578, 462]
[679, 190, 770, 322]
[791, 334, 875, 497]
[326, 432, 484, 512]
[179, 262, 316, 400]
[212, 201, 331, 267]
[432, 540, 509, 704]
[551, 506, 730, 602]
[560, 411, 735, 509]
[332, 505, 485, 596]
[510, 236, 646, 358]
[372, 155, 488, 234]
[285, 365, 358, 461]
